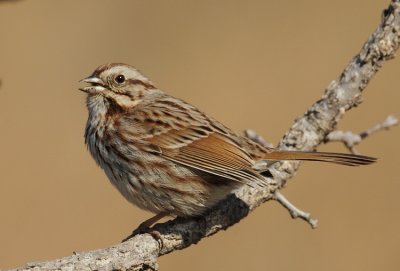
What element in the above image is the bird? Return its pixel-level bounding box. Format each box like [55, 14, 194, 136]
[79, 63, 376, 235]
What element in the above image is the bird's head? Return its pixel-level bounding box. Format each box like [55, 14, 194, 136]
[80, 63, 157, 110]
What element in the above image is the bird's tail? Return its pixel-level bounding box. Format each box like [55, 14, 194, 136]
[262, 150, 377, 166]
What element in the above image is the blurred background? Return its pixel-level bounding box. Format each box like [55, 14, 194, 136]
[0, 0, 399, 270]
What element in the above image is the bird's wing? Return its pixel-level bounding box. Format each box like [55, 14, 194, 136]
[124, 95, 268, 188]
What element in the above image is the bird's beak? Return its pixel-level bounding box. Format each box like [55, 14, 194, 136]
[79, 76, 107, 94]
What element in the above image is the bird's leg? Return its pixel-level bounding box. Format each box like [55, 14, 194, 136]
[122, 212, 168, 242]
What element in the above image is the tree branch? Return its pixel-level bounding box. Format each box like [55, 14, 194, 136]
[326, 115, 399, 154]
[8, 1, 400, 270]
[273, 191, 319, 229]
[244, 129, 274, 148]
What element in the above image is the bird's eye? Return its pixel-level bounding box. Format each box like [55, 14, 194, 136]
[115, 74, 125, 84]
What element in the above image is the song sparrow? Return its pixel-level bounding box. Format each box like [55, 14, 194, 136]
[80, 63, 376, 232]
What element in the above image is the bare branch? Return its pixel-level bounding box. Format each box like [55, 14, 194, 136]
[7, 1, 400, 270]
[326, 115, 399, 154]
[273, 191, 318, 229]
[244, 129, 274, 148]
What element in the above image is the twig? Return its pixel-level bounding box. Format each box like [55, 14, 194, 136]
[273, 191, 318, 229]
[326, 115, 399, 154]
[7, 1, 400, 270]
[244, 129, 274, 148]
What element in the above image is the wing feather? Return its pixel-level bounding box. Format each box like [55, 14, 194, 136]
[152, 127, 267, 187]
[125, 95, 268, 187]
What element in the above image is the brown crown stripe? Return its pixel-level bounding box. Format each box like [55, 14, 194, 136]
[92, 63, 129, 77]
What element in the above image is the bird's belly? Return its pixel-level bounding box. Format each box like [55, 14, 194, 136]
[92, 144, 235, 217]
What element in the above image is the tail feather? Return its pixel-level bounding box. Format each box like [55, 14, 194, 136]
[263, 150, 377, 166]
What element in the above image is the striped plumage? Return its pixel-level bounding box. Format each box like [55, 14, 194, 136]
[80, 63, 376, 229]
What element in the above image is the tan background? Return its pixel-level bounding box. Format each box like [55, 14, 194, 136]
[0, 0, 399, 270]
